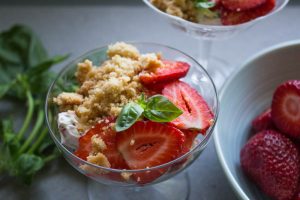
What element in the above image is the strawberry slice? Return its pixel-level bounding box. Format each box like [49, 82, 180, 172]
[116, 121, 185, 184]
[139, 60, 190, 85]
[75, 118, 128, 169]
[221, 0, 266, 11]
[181, 130, 199, 154]
[271, 80, 300, 138]
[252, 108, 276, 132]
[162, 81, 214, 132]
[221, 0, 275, 25]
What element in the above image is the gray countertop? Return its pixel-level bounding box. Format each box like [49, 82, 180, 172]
[0, 2, 300, 200]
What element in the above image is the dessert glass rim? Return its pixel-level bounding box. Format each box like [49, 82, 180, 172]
[45, 41, 219, 173]
[142, 0, 289, 30]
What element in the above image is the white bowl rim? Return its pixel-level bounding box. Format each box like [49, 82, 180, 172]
[213, 39, 300, 200]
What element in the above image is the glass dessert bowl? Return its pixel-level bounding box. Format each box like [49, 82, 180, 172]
[45, 42, 218, 200]
[143, 0, 289, 89]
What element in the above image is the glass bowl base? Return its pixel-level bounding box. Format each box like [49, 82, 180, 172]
[205, 56, 231, 91]
[87, 172, 190, 200]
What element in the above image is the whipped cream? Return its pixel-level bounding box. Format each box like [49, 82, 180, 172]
[58, 111, 81, 150]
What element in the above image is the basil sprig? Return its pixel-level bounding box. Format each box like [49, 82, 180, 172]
[115, 102, 144, 132]
[195, 0, 216, 9]
[144, 95, 183, 122]
[115, 94, 183, 132]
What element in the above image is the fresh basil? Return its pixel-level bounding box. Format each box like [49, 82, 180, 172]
[0, 25, 69, 184]
[115, 102, 144, 132]
[116, 94, 183, 132]
[144, 95, 183, 122]
[195, 0, 215, 9]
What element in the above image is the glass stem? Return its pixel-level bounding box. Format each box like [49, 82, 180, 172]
[196, 39, 213, 69]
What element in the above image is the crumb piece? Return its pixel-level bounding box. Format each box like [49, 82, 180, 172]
[53, 92, 83, 111]
[87, 152, 111, 168]
[139, 53, 163, 72]
[121, 172, 132, 181]
[91, 135, 107, 153]
[151, 0, 197, 22]
[130, 139, 135, 146]
[107, 42, 140, 60]
[79, 152, 111, 175]
[76, 59, 93, 84]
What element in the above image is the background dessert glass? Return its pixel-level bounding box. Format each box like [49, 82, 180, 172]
[142, 0, 289, 89]
[45, 42, 219, 200]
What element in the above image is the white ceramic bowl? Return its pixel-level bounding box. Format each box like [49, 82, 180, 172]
[214, 40, 300, 200]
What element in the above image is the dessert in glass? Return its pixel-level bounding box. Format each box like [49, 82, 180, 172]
[45, 42, 218, 200]
[143, 0, 289, 89]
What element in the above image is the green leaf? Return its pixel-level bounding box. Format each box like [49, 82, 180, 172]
[14, 154, 44, 184]
[0, 25, 49, 99]
[0, 119, 21, 156]
[195, 0, 215, 9]
[26, 54, 69, 77]
[143, 95, 183, 122]
[137, 93, 147, 109]
[115, 102, 144, 132]
[0, 83, 13, 99]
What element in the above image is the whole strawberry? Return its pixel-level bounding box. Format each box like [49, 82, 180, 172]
[272, 80, 300, 138]
[240, 130, 300, 200]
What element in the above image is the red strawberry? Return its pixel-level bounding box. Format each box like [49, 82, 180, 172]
[181, 130, 199, 154]
[221, 0, 275, 25]
[241, 130, 300, 200]
[252, 108, 276, 132]
[293, 185, 300, 200]
[139, 60, 190, 85]
[162, 81, 214, 132]
[221, 0, 266, 11]
[75, 118, 128, 169]
[271, 80, 300, 138]
[116, 121, 185, 184]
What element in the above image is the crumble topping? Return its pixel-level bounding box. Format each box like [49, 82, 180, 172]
[54, 42, 163, 130]
[91, 135, 107, 153]
[87, 152, 111, 168]
[151, 0, 198, 22]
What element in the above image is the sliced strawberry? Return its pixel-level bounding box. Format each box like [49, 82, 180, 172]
[221, 0, 266, 11]
[162, 81, 214, 132]
[116, 121, 185, 184]
[221, 0, 275, 25]
[271, 80, 300, 138]
[181, 130, 199, 154]
[139, 60, 190, 85]
[75, 118, 128, 169]
[252, 108, 276, 132]
[144, 81, 170, 93]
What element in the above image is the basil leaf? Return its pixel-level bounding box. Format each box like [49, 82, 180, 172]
[14, 154, 44, 184]
[195, 0, 215, 9]
[0, 83, 13, 99]
[144, 95, 183, 122]
[137, 93, 147, 109]
[26, 54, 69, 77]
[115, 102, 144, 132]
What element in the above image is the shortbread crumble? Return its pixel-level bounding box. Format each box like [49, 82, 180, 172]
[54, 42, 163, 131]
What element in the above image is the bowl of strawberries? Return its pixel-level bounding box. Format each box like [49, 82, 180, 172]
[214, 40, 300, 200]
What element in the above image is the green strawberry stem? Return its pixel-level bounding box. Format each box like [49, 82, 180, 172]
[16, 89, 34, 141]
[19, 109, 44, 154]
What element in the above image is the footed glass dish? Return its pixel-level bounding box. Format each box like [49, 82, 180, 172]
[45, 42, 219, 200]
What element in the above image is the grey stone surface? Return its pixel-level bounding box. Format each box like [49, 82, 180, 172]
[0, 2, 299, 200]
